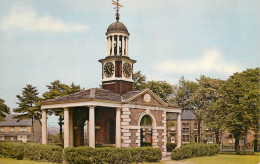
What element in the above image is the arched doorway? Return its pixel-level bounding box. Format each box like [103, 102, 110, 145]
[140, 115, 153, 147]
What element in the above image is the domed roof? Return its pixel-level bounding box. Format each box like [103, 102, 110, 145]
[106, 21, 129, 35]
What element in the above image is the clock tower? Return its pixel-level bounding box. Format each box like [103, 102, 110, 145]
[99, 2, 136, 94]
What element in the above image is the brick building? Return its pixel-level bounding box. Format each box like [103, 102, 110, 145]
[40, 7, 182, 157]
[0, 114, 42, 143]
[167, 110, 256, 147]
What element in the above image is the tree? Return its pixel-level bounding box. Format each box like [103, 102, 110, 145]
[133, 71, 147, 90]
[0, 98, 10, 121]
[171, 77, 201, 142]
[13, 84, 41, 142]
[42, 80, 84, 142]
[224, 68, 260, 153]
[193, 76, 226, 144]
[145, 81, 174, 102]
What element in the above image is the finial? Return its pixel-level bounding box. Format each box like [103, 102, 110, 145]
[112, 0, 123, 21]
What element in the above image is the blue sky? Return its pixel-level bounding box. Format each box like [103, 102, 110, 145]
[0, 0, 259, 127]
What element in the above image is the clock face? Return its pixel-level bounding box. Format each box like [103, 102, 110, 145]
[104, 62, 114, 77]
[123, 62, 132, 78]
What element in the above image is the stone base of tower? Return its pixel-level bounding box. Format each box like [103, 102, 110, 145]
[102, 80, 133, 94]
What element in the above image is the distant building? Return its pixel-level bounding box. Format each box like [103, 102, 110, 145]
[167, 110, 256, 146]
[0, 114, 42, 143]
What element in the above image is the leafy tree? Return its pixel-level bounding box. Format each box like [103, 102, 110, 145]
[42, 80, 84, 142]
[224, 68, 260, 153]
[133, 71, 147, 90]
[133, 71, 174, 102]
[145, 81, 174, 102]
[0, 98, 10, 121]
[171, 77, 203, 142]
[13, 84, 41, 142]
[193, 76, 226, 144]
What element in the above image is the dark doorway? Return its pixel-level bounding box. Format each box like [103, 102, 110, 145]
[106, 119, 115, 144]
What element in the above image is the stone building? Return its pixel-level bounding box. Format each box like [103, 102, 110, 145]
[168, 110, 257, 148]
[40, 9, 182, 156]
[0, 114, 42, 143]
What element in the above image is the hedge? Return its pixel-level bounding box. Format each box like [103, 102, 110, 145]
[171, 143, 219, 160]
[0, 142, 63, 163]
[166, 143, 177, 152]
[64, 147, 162, 164]
[0, 142, 161, 163]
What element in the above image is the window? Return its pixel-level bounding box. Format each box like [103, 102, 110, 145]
[20, 127, 27, 132]
[10, 127, 14, 132]
[0, 135, 4, 141]
[194, 123, 198, 130]
[0, 127, 4, 132]
[182, 122, 190, 131]
[171, 136, 175, 143]
[182, 135, 190, 143]
[170, 126, 175, 131]
[205, 125, 209, 131]
[206, 135, 213, 143]
[10, 137, 15, 141]
[228, 138, 235, 144]
[140, 115, 152, 126]
[194, 135, 198, 143]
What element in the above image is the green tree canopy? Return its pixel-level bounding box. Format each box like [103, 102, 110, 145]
[0, 98, 10, 121]
[13, 84, 41, 142]
[224, 68, 260, 153]
[193, 76, 226, 144]
[133, 71, 174, 102]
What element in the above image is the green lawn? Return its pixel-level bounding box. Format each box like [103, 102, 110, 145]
[1, 152, 259, 164]
[160, 152, 260, 164]
[0, 158, 57, 164]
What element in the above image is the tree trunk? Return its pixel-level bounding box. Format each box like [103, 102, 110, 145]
[198, 120, 201, 143]
[215, 132, 219, 144]
[235, 134, 240, 154]
[32, 114, 34, 142]
[59, 116, 63, 142]
[254, 134, 258, 152]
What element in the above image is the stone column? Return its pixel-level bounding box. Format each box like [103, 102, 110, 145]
[69, 110, 74, 147]
[177, 113, 182, 148]
[42, 109, 47, 144]
[125, 38, 128, 56]
[122, 36, 125, 56]
[106, 37, 109, 56]
[89, 106, 95, 148]
[111, 35, 114, 56]
[117, 35, 120, 56]
[116, 108, 121, 148]
[64, 108, 70, 148]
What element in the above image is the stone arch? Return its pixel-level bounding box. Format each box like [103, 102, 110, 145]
[138, 110, 157, 127]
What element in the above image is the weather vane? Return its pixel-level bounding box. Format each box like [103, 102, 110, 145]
[112, 0, 123, 21]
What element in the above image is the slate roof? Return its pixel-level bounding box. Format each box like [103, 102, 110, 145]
[169, 110, 196, 120]
[0, 114, 32, 127]
[42, 88, 180, 109]
[122, 89, 147, 100]
[42, 88, 122, 104]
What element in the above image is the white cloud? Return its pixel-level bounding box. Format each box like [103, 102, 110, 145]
[157, 49, 242, 74]
[0, 5, 90, 33]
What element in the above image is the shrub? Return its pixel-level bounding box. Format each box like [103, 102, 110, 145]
[171, 143, 219, 160]
[0, 142, 24, 160]
[23, 143, 63, 163]
[64, 146, 161, 164]
[167, 143, 177, 152]
[0, 142, 63, 163]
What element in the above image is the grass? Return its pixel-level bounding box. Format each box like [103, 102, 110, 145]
[0, 158, 57, 164]
[161, 152, 260, 164]
[1, 152, 259, 164]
